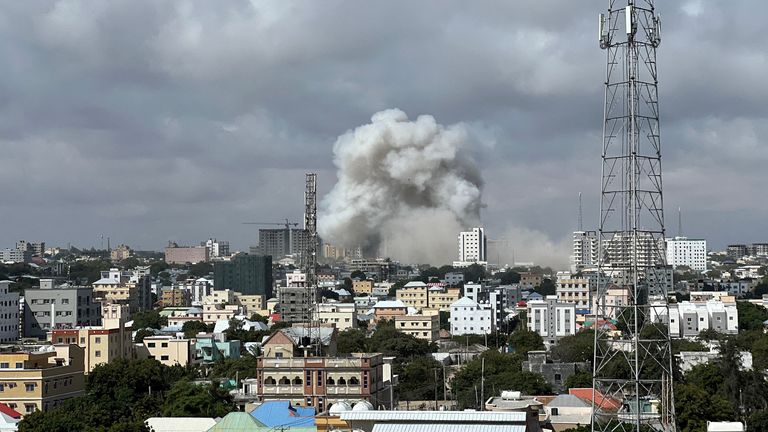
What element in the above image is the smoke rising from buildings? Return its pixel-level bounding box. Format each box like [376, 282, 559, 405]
[318, 109, 483, 263]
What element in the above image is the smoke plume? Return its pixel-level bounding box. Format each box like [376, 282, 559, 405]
[319, 109, 482, 263]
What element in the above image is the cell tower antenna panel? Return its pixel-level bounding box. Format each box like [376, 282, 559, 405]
[592, 2, 675, 432]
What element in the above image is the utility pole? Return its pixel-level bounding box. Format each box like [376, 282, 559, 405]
[593, 2, 676, 432]
[480, 358, 485, 411]
[433, 369, 438, 410]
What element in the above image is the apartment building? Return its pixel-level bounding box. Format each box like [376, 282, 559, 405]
[23, 281, 101, 339]
[396, 282, 429, 310]
[572, 230, 599, 272]
[591, 285, 631, 319]
[0, 281, 19, 343]
[450, 297, 494, 336]
[172, 278, 213, 306]
[666, 237, 707, 271]
[0, 344, 85, 415]
[394, 314, 439, 342]
[555, 276, 591, 309]
[317, 303, 357, 331]
[651, 294, 738, 338]
[427, 287, 461, 312]
[372, 300, 408, 323]
[135, 336, 196, 367]
[202, 303, 240, 325]
[91, 268, 152, 312]
[253, 328, 391, 412]
[164, 244, 209, 264]
[519, 273, 543, 290]
[457, 227, 487, 264]
[278, 286, 312, 323]
[234, 293, 266, 316]
[49, 326, 132, 372]
[527, 296, 576, 345]
[352, 280, 374, 295]
[160, 287, 191, 307]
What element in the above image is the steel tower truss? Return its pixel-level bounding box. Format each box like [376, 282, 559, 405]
[592, 2, 675, 432]
[304, 172, 318, 304]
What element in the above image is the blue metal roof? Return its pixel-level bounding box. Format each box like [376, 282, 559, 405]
[251, 400, 315, 428]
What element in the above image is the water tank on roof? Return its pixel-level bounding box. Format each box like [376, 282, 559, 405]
[352, 400, 374, 411]
[329, 401, 352, 414]
[501, 391, 522, 400]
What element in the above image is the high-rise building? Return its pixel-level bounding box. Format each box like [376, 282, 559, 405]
[526, 296, 576, 346]
[213, 254, 273, 298]
[205, 238, 230, 258]
[571, 230, 599, 272]
[257, 229, 290, 258]
[666, 236, 707, 271]
[0, 281, 19, 343]
[455, 227, 487, 266]
[164, 243, 209, 264]
[727, 244, 748, 259]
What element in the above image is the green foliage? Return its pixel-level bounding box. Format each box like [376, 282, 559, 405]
[671, 338, 708, 354]
[451, 350, 551, 409]
[368, 320, 435, 361]
[462, 264, 487, 284]
[535, 278, 556, 296]
[20, 359, 203, 432]
[397, 356, 444, 401]
[132, 310, 168, 330]
[209, 354, 259, 380]
[737, 301, 768, 331]
[161, 380, 234, 417]
[337, 328, 367, 354]
[188, 262, 214, 278]
[451, 333, 506, 349]
[182, 320, 211, 338]
[438, 311, 450, 330]
[675, 383, 734, 432]
[550, 329, 594, 362]
[343, 277, 353, 291]
[748, 410, 768, 432]
[507, 328, 544, 355]
[499, 270, 520, 285]
[249, 313, 269, 324]
[134, 328, 156, 343]
[565, 370, 592, 390]
[350, 270, 366, 279]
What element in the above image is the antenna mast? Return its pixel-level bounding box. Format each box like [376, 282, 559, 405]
[304, 173, 320, 355]
[578, 192, 584, 231]
[593, 2, 675, 432]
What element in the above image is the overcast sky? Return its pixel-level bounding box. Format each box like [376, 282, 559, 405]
[1, 1, 765, 262]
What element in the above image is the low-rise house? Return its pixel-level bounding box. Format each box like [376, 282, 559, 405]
[372, 300, 408, 323]
[341, 410, 537, 432]
[522, 351, 590, 392]
[194, 333, 241, 363]
[317, 303, 357, 331]
[135, 335, 195, 367]
[542, 394, 593, 431]
[396, 282, 428, 310]
[450, 297, 494, 336]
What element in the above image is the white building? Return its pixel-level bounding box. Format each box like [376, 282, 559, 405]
[604, 232, 662, 269]
[555, 275, 591, 309]
[450, 297, 494, 336]
[173, 277, 213, 306]
[651, 294, 738, 338]
[205, 238, 230, 258]
[527, 296, 576, 345]
[316, 303, 357, 331]
[572, 230, 599, 272]
[666, 237, 707, 272]
[0, 281, 19, 343]
[454, 227, 487, 267]
[286, 270, 307, 287]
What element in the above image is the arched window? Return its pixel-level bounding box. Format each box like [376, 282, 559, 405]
[264, 376, 276, 385]
[279, 376, 290, 385]
[337, 377, 346, 385]
[349, 377, 360, 385]
[292, 376, 303, 385]
[326, 377, 335, 385]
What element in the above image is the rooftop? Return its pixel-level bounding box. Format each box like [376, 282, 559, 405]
[340, 410, 527, 423]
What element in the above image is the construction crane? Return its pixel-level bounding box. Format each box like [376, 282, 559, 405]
[242, 219, 299, 230]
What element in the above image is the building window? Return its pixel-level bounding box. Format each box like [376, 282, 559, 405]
[317, 371, 323, 386]
[279, 376, 290, 385]
[161, 355, 169, 361]
[161, 343, 168, 348]
[25, 383, 35, 392]
[0, 363, 8, 369]
[551, 407, 560, 416]
[349, 377, 359, 385]
[147, 343, 156, 348]
[293, 376, 303, 385]
[327, 377, 335, 385]
[25, 404, 36, 414]
[338, 377, 346, 385]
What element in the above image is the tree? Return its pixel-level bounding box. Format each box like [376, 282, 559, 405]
[132, 310, 167, 330]
[188, 262, 214, 278]
[535, 278, 556, 296]
[134, 328, 156, 343]
[675, 383, 734, 432]
[550, 330, 594, 362]
[343, 277, 353, 291]
[182, 320, 210, 338]
[337, 328, 367, 354]
[737, 302, 768, 331]
[565, 370, 592, 390]
[508, 329, 544, 356]
[397, 357, 444, 401]
[209, 354, 259, 380]
[462, 264, 486, 284]
[249, 313, 269, 324]
[748, 410, 768, 432]
[161, 380, 234, 417]
[350, 270, 366, 279]
[499, 270, 521, 285]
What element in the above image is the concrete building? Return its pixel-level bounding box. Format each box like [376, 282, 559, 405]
[352, 279, 374, 295]
[194, 333, 240, 364]
[522, 351, 590, 393]
[555, 276, 590, 309]
[340, 410, 533, 432]
[277, 286, 312, 323]
[591, 285, 631, 319]
[257, 228, 290, 258]
[427, 287, 461, 312]
[172, 278, 212, 306]
[213, 254, 273, 298]
[0, 344, 85, 415]
[91, 268, 152, 313]
[372, 300, 408, 323]
[443, 272, 464, 286]
[450, 297, 494, 336]
[464, 283, 519, 328]
[651, 295, 738, 338]
[604, 232, 662, 269]
[234, 293, 266, 316]
[727, 244, 748, 259]
[347, 259, 396, 281]
[572, 230, 599, 272]
[49, 325, 133, 373]
[396, 281, 429, 310]
[527, 296, 576, 345]
[23, 281, 101, 339]
[395, 314, 439, 342]
[455, 227, 487, 266]
[204, 238, 229, 258]
[0, 282, 19, 343]
[135, 336, 195, 367]
[202, 303, 240, 325]
[251, 327, 391, 411]
[317, 303, 357, 331]
[286, 270, 307, 287]
[16, 241, 44, 257]
[520, 273, 543, 290]
[666, 237, 707, 272]
[160, 288, 191, 307]
[109, 244, 132, 261]
[164, 243, 209, 264]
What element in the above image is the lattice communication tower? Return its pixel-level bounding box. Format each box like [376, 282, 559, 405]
[592, 2, 676, 432]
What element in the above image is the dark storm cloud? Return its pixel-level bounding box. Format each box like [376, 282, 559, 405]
[0, 0, 764, 257]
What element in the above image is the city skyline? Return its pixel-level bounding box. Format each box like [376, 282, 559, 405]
[1, 1, 766, 260]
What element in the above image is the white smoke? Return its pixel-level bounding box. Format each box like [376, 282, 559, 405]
[319, 109, 482, 263]
[488, 226, 571, 270]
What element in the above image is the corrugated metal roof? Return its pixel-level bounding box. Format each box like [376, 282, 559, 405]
[372, 424, 526, 432]
[145, 417, 217, 432]
[340, 411, 526, 422]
